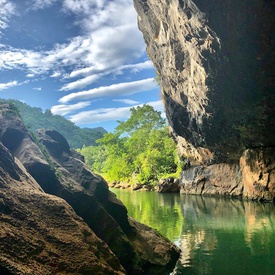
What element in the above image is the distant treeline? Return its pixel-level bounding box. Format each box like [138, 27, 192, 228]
[0, 99, 107, 149]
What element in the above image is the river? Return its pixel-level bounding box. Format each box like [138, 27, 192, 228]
[111, 188, 275, 275]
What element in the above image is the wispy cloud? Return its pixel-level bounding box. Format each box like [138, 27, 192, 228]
[0, 46, 45, 72]
[30, 0, 57, 10]
[50, 71, 63, 78]
[0, 80, 19, 90]
[62, 60, 153, 91]
[59, 78, 158, 103]
[0, 0, 16, 34]
[60, 74, 103, 91]
[113, 99, 140, 105]
[69, 100, 164, 125]
[69, 106, 132, 124]
[51, 101, 91, 116]
[118, 60, 154, 74]
[68, 60, 153, 81]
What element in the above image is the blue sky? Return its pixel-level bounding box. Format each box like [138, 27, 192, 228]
[0, 0, 162, 132]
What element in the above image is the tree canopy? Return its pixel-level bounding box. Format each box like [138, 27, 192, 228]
[78, 104, 183, 184]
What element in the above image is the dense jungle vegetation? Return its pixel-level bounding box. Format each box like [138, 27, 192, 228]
[78, 104, 183, 184]
[0, 99, 106, 148]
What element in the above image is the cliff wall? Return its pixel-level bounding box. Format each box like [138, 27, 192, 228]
[134, 0, 275, 201]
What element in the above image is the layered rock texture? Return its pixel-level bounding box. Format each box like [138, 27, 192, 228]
[134, 0, 275, 201]
[0, 103, 180, 274]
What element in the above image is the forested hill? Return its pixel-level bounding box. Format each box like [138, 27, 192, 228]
[0, 99, 107, 149]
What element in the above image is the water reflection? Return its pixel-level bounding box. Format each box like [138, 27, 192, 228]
[176, 195, 275, 275]
[111, 189, 275, 275]
[111, 188, 183, 242]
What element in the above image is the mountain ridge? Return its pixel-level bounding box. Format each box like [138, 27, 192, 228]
[0, 99, 107, 149]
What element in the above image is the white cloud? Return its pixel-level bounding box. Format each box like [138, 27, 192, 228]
[113, 99, 140, 105]
[63, 0, 135, 31]
[0, 79, 30, 91]
[69, 60, 152, 80]
[33, 87, 42, 91]
[30, 0, 58, 10]
[0, 0, 148, 96]
[0, 37, 89, 73]
[118, 60, 154, 74]
[62, 60, 153, 91]
[0, 23, 145, 87]
[51, 101, 91, 116]
[0, 0, 16, 33]
[59, 78, 158, 103]
[86, 24, 144, 69]
[50, 71, 62, 78]
[69, 106, 132, 124]
[63, 0, 105, 15]
[69, 100, 164, 125]
[69, 66, 102, 78]
[0, 80, 18, 90]
[0, 46, 45, 72]
[60, 74, 103, 91]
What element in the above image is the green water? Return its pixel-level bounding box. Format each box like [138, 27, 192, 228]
[111, 189, 275, 275]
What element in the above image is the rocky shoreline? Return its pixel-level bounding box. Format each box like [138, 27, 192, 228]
[109, 177, 181, 193]
[110, 170, 275, 203]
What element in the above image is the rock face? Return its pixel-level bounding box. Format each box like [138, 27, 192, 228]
[0, 141, 125, 275]
[133, 0, 275, 201]
[157, 177, 180, 193]
[0, 103, 180, 274]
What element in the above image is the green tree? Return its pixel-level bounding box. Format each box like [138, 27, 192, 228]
[79, 104, 182, 184]
[116, 104, 165, 135]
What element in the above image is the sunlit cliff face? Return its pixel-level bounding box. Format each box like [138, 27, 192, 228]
[133, 0, 275, 201]
[134, 0, 274, 163]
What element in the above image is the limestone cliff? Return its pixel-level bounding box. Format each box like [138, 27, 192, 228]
[0, 103, 180, 274]
[134, 0, 275, 201]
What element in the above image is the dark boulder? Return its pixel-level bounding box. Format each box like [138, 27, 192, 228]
[157, 177, 180, 193]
